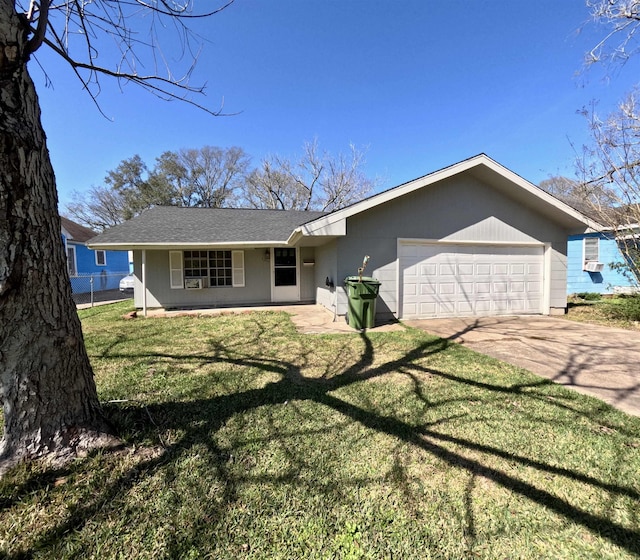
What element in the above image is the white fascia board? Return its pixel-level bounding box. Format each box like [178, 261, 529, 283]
[286, 218, 346, 244]
[615, 223, 640, 240]
[87, 241, 285, 251]
[616, 223, 640, 233]
[300, 218, 347, 236]
[399, 237, 545, 247]
[286, 230, 303, 246]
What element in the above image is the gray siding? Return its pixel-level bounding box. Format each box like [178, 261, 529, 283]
[299, 246, 316, 302]
[333, 175, 570, 317]
[314, 240, 338, 311]
[549, 244, 568, 310]
[134, 248, 272, 309]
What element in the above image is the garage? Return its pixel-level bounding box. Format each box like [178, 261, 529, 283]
[399, 241, 545, 319]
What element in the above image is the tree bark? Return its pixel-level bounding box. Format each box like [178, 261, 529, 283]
[0, 1, 117, 471]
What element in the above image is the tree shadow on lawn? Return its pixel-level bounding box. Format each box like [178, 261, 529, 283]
[4, 315, 640, 558]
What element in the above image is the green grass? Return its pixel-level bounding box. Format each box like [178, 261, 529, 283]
[568, 294, 640, 329]
[1, 301, 640, 559]
[601, 295, 640, 322]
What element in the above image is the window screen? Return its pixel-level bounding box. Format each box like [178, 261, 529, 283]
[584, 237, 599, 262]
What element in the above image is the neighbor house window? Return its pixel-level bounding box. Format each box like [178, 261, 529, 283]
[66, 246, 77, 277]
[584, 237, 599, 263]
[184, 250, 233, 287]
[95, 250, 106, 266]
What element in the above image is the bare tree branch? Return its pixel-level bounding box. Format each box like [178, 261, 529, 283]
[576, 93, 640, 284]
[16, 0, 235, 116]
[25, 0, 49, 56]
[240, 140, 377, 212]
[585, 0, 640, 68]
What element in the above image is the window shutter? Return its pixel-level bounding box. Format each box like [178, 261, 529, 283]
[232, 250, 245, 287]
[169, 251, 184, 289]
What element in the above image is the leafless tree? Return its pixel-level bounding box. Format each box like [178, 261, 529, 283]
[65, 184, 129, 231]
[65, 154, 178, 229]
[0, 0, 232, 471]
[585, 0, 640, 69]
[320, 142, 374, 211]
[577, 94, 640, 282]
[538, 174, 614, 217]
[155, 146, 250, 208]
[241, 139, 376, 211]
[32, 0, 234, 115]
[576, 1, 640, 285]
[244, 158, 303, 210]
[67, 146, 250, 229]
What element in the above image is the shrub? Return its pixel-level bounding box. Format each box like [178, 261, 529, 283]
[602, 296, 640, 321]
[575, 292, 602, 301]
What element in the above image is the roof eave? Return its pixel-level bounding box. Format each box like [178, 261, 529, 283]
[286, 229, 304, 246]
[88, 240, 292, 251]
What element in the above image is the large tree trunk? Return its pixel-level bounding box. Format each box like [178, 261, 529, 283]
[0, 2, 117, 471]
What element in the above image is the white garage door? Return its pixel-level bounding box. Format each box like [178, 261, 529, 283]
[400, 243, 544, 319]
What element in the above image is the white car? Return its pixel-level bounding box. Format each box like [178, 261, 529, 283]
[119, 273, 135, 293]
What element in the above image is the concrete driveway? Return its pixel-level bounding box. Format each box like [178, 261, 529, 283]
[404, 316, 640, 417]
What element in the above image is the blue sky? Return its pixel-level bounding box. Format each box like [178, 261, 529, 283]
[32, 0, 640, 210]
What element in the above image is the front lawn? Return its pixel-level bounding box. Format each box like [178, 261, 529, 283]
[1, 301, 639, 559]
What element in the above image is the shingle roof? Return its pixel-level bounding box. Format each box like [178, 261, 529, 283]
[60, 216, 97, 243]
[88, 206, 328, 246]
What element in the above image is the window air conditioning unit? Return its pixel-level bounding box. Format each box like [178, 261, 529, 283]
[584, 261, 604, 273]
[184, 278, 203, 289]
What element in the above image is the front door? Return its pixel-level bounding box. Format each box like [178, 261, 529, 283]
[272, 248, 299, 302]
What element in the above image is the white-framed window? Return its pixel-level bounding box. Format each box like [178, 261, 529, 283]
[67, 246, 77, 277]
[95, 250, 106, 266]
[185, 250, 233, 287]
[170, 250, 245, 289]
[584, 237, 599, 264]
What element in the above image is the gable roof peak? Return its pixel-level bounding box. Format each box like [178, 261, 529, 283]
[290, 154, 603, 241]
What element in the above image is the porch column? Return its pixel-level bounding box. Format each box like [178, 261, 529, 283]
[142, 249, 147, 317]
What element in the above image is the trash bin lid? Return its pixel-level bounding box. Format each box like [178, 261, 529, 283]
[344, 276, 380, 285]
[344, 276, 380, 284]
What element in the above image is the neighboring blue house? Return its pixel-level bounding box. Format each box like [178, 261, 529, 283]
[61, 216, 130, 294]
[567, 232, 638, 295]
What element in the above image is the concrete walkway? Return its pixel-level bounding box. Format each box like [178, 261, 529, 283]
[404, 315, 640, 417]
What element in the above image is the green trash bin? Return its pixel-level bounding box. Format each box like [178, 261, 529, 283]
[344, 276, 381, 330]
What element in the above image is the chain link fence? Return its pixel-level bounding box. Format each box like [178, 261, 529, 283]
[70, 272, 132, 306]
